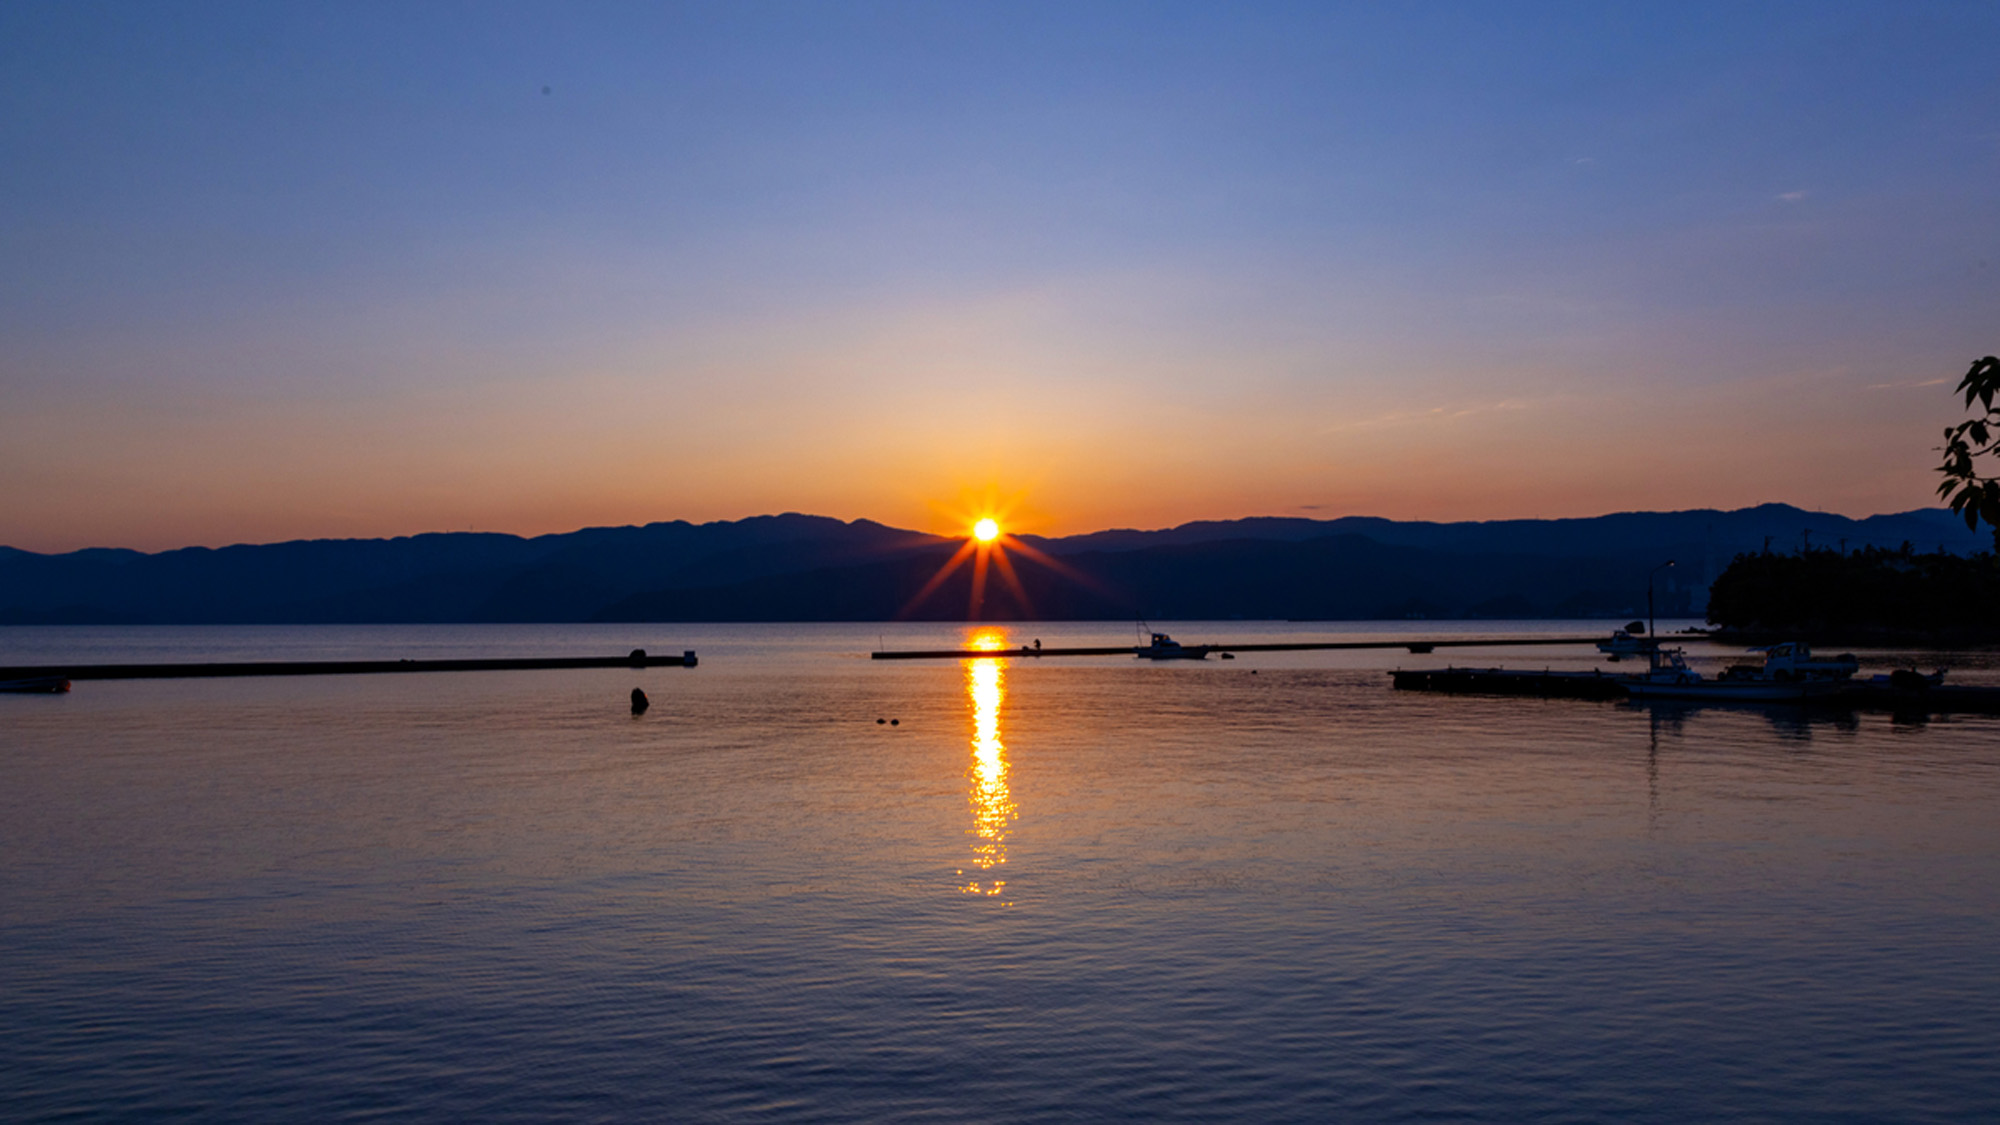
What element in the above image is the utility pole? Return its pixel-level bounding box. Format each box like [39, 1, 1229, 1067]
[1648, 559, 1676, 640]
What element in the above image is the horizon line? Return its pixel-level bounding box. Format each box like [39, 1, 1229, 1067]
[3, 500, 1969, 558]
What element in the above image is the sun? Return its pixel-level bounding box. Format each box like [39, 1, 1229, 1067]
[897, 484, 1094, 620]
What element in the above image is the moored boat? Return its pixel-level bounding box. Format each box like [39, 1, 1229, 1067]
[1622, 642, 1854, 702]
[1868, 668, 1947, 690]
[1135, 632, 1212, 660]
[1595, 621, 1657, 656]
[1738, 642, 1858, 681]
[1624, 673, 1843, 702]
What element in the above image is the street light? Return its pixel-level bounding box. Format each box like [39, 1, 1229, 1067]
[1648, 559, 1677, 642]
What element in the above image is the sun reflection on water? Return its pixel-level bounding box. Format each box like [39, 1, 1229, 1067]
[962, 629, 1016, 898]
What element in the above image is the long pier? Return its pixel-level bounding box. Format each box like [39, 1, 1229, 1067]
[1390, 666, 2000, 714]
[0, 650, 696, 682]
[1389, 667, 1630, 700]
[871, 636, 1605, 659]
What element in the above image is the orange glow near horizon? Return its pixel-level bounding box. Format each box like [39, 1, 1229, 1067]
[897, 483, 1092, 619]
[897, 487, 1107, 620]
[927, 482, 1041, 541]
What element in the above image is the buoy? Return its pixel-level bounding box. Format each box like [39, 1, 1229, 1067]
[631, 688, 650, 714]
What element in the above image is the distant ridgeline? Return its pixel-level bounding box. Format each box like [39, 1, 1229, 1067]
[1707, 546, 2000, 644]
[1, 505, 1987, 625]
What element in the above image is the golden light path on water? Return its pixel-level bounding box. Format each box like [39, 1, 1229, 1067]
[961, 629, 1016, 898]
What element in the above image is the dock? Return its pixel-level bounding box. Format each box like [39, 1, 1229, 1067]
[1839, 684, 2000, 714]
[871, 636, 1606, 660]
[1389, 667, 1629, 700]
[0, 650, 697, 682]
[1391, 666, 2000, 714]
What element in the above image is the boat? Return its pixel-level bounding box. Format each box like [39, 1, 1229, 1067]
[1622, 642, 1854, 702]
[1868, 668, 1947, 690]
[1135, 632, 1212, 660]
[0, 676, 71, 694]
[1595, 621, 1657, 656]
[1739, 642, 1858, 681]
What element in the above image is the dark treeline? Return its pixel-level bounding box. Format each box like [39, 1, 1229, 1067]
[1707, 546, 2000, 642]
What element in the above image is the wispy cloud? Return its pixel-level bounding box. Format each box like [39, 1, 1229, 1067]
[1322, 399, 1528, 433]
[1777, 190, 1807, 202]
[1866, 377, 1951, 390]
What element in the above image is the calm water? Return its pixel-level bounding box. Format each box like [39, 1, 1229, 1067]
[3, 622, 1997, 1122]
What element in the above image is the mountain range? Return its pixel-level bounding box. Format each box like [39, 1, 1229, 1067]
[1, 505, 1986, 625]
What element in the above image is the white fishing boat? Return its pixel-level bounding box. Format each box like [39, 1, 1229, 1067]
[1741, 642, 1858, 681]
[1622, 643, 1853, 703]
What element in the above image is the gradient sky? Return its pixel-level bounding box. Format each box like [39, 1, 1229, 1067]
[4, 1, 1997, 552]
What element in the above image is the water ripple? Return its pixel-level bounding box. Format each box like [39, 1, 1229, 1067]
[2, 624, 1997, 1120]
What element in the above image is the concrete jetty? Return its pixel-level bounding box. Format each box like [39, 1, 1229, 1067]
[0, 650, 698, 682]
[871, 636, 1604, 660]
[1389, 667, 1629, 700]
[1391, 666, 2000, 714]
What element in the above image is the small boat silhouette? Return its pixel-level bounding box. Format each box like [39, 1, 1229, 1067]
[1135, 632, 1212, 661]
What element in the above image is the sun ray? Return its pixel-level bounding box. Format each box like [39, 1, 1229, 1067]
[997, 535, 1121, 600]
[896, 538, 978, 619]
[988, 543, 1034, 618]
[901, 487, 1103, 620]
[968, 543, 991, 618]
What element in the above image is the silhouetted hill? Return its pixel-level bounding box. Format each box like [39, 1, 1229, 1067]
[596, 533, 1707, 622]
[0, 515, 937, 623]
[2, 506, 1985, 624]
[1034, 505, 1981, 559]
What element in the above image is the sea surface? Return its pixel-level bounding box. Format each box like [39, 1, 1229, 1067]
[3, 621, 1997, 1122]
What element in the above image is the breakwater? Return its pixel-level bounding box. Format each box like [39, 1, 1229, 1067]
[1391, 666, 2000, 714]
[0, 650, 696, 682]
[872, 636, 1606, 659]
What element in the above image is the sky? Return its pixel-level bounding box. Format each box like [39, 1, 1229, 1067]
[3, 1, 1998, 553]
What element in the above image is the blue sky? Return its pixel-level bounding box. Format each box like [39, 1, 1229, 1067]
[3, 2, 1996, 550]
